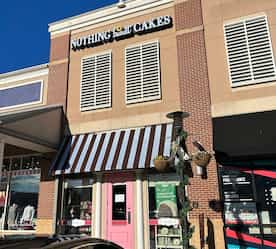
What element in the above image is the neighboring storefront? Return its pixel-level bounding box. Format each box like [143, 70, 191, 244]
[0, 64, 64, 235]
[1, 155, 41, 231]
[47, 0, 223, 248]
[214, 111, 276, 248]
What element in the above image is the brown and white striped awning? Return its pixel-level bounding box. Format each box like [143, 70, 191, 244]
[53, 123, 173, 175]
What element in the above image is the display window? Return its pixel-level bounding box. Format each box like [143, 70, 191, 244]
[219, 166, 276, 247]
[59, 178, 93, 235]
[1, 155, 41, 231]
[148, 174, 183, 249]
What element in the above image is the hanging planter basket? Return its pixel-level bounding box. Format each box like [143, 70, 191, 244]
[154, 156, 170, 172]
[192, 151, 212, 167]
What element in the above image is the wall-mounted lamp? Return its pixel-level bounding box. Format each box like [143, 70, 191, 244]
[117, 0, 126, 8]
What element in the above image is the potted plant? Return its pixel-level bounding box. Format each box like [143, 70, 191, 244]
[192, 151, 212, 176]
[192, 151, 211, 167]
[154, 155, 170, 172]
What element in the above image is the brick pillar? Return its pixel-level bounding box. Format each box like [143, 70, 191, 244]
[175, 0, 224, 248]
[36, 157, 57, 235]
[36, 33, 70, 235]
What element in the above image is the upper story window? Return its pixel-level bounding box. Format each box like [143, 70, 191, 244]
[125, 41, 161, 104]
[0, 81, 43, 110]
[80, 51, 112, 111]
[224, 16, 276, 87]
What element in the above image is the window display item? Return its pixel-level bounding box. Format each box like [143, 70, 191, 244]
[59, 178, 92, 235]
[21, 205, 35, 223]
[155, 225, 183, 249]
[7, 203, 18, 229]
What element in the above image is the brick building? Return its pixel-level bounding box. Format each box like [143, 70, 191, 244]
[0, 0, 225, 248]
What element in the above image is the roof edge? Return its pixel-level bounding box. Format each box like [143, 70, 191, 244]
[0, 64, 49, 84]
[48, 0, 173, 35]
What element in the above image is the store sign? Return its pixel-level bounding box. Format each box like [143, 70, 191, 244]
[71, 15, 173, 51]
[155, 183, 178, 217]
[221, 169, 254, 201]
[224, 202, 259, 225]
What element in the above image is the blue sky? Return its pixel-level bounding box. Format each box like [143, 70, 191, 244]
[0, 0, 117, 74]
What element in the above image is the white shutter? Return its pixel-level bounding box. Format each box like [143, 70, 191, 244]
[125, 41, 161, 104]
[81, 52, 112, 111]
[224, 16, 276, 87]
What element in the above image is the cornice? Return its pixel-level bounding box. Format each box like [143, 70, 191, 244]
[48, 0, 174, 36]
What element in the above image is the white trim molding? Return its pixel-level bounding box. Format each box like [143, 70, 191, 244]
[94, 176, 102, 238]
[136, 173, 144, 249]
[0, 80, 44, 111]
[0, 64, 48, 85]
[48, 0, 173, 36]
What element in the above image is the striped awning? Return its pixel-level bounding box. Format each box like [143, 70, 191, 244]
[53, 123, 173, 175]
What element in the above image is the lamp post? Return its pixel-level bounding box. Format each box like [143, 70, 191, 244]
[166, 111, 193, 249]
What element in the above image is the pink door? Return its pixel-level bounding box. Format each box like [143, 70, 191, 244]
[105, 173, 134, 249]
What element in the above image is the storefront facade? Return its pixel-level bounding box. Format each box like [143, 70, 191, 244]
[203, 0, 276, 248]
[0, 64, 64, 235]
[0, 0, 226, 248]
[47, 0, 224, 248]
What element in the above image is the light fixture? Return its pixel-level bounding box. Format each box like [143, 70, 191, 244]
[166, 111, 189, 137]
[117, 0, 126, 8]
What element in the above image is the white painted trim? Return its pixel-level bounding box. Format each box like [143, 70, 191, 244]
[94, 177, 102, 238]
[0, 67, 48, 85]
[0, 80, 44, 111]
[48, 0, 173, 35]
[136, 174, 144, 249]
[223, 12, 267, 26]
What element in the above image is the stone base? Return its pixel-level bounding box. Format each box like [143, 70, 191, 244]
[190, 217, 225, 249]
[36, 219, 55, 235]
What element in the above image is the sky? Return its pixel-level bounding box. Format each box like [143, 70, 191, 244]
[0, 0, 117, 74]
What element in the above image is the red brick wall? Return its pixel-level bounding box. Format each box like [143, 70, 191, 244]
[37, 33, 70, 228]
[50, 34, 70, 62]
[47, 33, 70, 110]
[37, 158, 56, 220]
[175, 0, 203, 30]
[47, 63, 69, 108]
[175, 0, 221, 219]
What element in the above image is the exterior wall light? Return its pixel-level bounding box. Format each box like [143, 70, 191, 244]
[117, 0, 126, 8]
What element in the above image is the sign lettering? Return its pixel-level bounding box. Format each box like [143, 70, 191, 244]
[71, 15, 173, 51]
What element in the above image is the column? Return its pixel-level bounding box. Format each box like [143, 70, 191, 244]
[51, 178, 59, 234]
[0, 140, 4, 174]
[94, 174, 102, 238]
[136, 173, 145, 249]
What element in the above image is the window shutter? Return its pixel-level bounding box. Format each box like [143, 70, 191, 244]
[224, 16, 276, 86]
[125, 41, 161, 104]
[81, 52, 111, 111]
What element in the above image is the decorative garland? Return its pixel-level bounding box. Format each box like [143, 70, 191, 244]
[171, 129, 196, 249]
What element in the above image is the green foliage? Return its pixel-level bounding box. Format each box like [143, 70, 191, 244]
[171, 127, 195, 249]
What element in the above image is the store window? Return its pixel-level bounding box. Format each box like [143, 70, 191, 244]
[0, 155, 41, 231]
[59, 178, 93, 235]
[219, 166, 276, 248]
[0, 81, 43, 110]
[80, 51, 112, 112]
[125, 41, 161, 104]
[224, 16, 276, 87]
[148, 174, 183, 249]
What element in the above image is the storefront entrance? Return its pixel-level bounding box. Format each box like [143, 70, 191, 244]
[105, 174, 134, 249]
